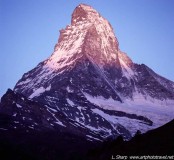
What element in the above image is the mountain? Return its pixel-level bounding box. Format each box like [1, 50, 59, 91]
[1, 3, 174, 147]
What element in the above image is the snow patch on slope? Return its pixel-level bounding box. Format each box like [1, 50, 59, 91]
[16, 103, 22, 108]
[84, 92, 121, 107]
[29, 85, 51, 99]
[67, 98, 75, 106]
[120, 58, 134, 79]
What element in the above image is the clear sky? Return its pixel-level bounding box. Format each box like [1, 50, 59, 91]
[1, 0, 174, 98]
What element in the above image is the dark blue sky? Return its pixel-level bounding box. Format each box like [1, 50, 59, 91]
[1, 0, 174, 97]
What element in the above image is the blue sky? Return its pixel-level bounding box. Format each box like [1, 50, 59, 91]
[0, 0, 174, 97]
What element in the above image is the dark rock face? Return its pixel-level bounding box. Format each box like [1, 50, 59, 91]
[0, 89, 65, 132]
[0, 89, 112, 140]
[134, 64, 174, 99]
[0, 88, 133, 141]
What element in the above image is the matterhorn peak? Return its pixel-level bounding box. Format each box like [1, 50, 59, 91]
[49, 4, 120, 70]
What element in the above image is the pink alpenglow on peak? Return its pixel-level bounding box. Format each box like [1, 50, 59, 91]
[49, 3, 119, 70]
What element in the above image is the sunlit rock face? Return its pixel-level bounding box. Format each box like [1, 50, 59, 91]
[1, 4, 173, 141]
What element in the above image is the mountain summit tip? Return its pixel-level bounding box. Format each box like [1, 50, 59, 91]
[71, 4, 100, 25]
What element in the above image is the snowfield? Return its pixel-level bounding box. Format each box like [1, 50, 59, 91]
[84, 92, 174, 135]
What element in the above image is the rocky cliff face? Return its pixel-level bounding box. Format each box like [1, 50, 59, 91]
[1, 4, 174, 141]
